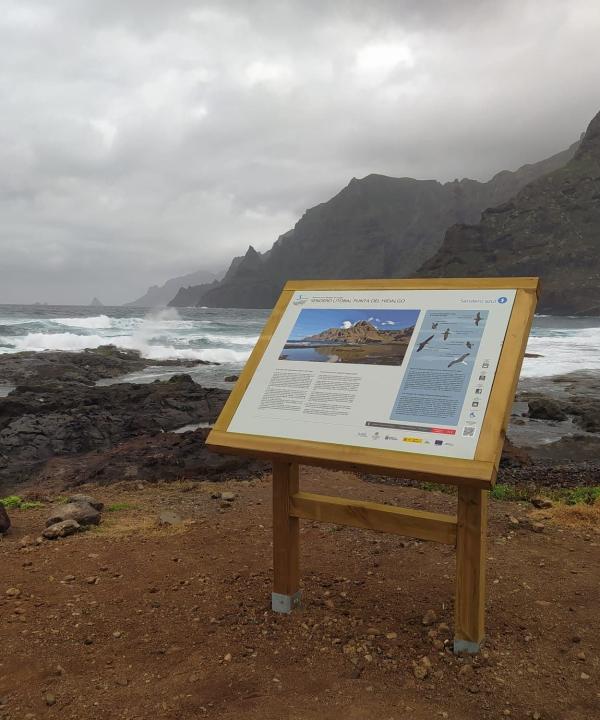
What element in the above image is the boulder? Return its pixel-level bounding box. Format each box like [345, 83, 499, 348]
[0, 502, 10, 534]
[531, 496, 553, 509]
[224, 375, 239, 383]
[67, 494, 104, 512]
[46, 501, 101, 528]
[42, 519, 82, 539]
[527, 398, 568, 422]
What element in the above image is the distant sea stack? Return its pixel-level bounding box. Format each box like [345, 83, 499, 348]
[418, 109, 600, 315]
[174, 137, 579, 309]
[89, 297, 104, 307]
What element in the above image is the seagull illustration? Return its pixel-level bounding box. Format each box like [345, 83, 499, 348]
[417, 335, 434, 352]
[474, 312, 482, 326]
[448, 353, 470, 368]
[443, 328, 450, 341]
[466, 341, 473, 349]
[431, 322, 438, 329]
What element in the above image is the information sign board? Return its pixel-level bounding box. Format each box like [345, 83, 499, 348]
[209, 279, 538, 488]
[206, 278, 539, 653]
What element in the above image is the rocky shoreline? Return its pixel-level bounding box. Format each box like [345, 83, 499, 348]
[1, 347, 599, 495]
[0, 348, 264, 495]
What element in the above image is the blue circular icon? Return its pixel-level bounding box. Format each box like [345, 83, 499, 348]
[498, 296, 508, 304]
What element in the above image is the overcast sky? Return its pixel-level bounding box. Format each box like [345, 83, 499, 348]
[1, 0, 599, 304]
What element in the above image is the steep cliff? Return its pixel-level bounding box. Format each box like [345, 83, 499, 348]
[419, 111, 600, 315]
[182, 139, 578, 309]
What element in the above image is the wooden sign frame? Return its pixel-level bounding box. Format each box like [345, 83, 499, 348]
[207, 277, 539, 653]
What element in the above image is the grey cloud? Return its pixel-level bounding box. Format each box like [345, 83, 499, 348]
[0, 0, 599, 303]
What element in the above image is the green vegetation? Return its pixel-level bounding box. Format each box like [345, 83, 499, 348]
[106, 502, 136, 512]
[490, 484, 600, 505]
[561, 486, 600, 506]
[388, 482, 600, 507]
[0, 495, 44, 510]
[490, 484, 532, 502]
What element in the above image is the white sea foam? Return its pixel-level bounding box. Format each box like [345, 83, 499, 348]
[521, 326, 600, 378]
[6, 330, 251, 363]
[55, 315, 113, 329]
[202, 333, 259, 346]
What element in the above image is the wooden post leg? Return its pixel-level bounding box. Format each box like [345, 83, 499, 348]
[454, 486, 488, 653]
[271, 460, 301, 613]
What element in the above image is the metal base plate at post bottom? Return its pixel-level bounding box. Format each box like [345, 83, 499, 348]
[271, 591, 301, 613]
[453, 638, 483, 654]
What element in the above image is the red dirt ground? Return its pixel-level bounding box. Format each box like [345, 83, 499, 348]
[1, 469, 599, 720]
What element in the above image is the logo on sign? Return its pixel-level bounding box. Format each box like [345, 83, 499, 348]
[498, 296, 508, 304]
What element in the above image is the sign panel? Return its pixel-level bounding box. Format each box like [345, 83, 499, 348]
[227, 288, 516, 460]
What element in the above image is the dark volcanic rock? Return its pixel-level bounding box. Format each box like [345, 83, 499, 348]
[169, 141, 577, 309]
[419, 109, 600, 315]
[528, 398, 568, 421]
[0, 345, 213, 387]
[34, 428, 268, 487]
[0, 375, 230, 490]
[0, 502, 10, 534]
[67, 494, 104, 511]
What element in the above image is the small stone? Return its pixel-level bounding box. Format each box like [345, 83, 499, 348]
[86, 576, 99, 585]
[385, 632, 397, 640]
[530, 522, 545, 533]
[508, 516, 520, 527]
[580, 672, 590, 680]
[459, 663, 474, 677]
[532, 713, 541, 720]
[422, 609, 438, 626]
[67, 494, 104, 512]
[113, 630, 123, 638]
[221, 492, 236, 502]
[157, 511, 182, 527]
[5, 587, 21, 598]
[115, 676, 128, 687]
[45, 693, 56, 707]
[531, 496, 553, 509]
[223, 653, 232, 662]
[42, 519, 82, 540]
[413, 656, 431, 680]
[63, 575, 76, 582]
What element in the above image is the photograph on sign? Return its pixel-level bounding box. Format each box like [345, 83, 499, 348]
[227, 288, 517, 460]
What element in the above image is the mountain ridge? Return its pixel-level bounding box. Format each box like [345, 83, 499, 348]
[169, 137, 580, 309]
[419, 110, 600, 314]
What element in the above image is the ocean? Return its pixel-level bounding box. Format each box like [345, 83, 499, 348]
[0, 305, 599, 388]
